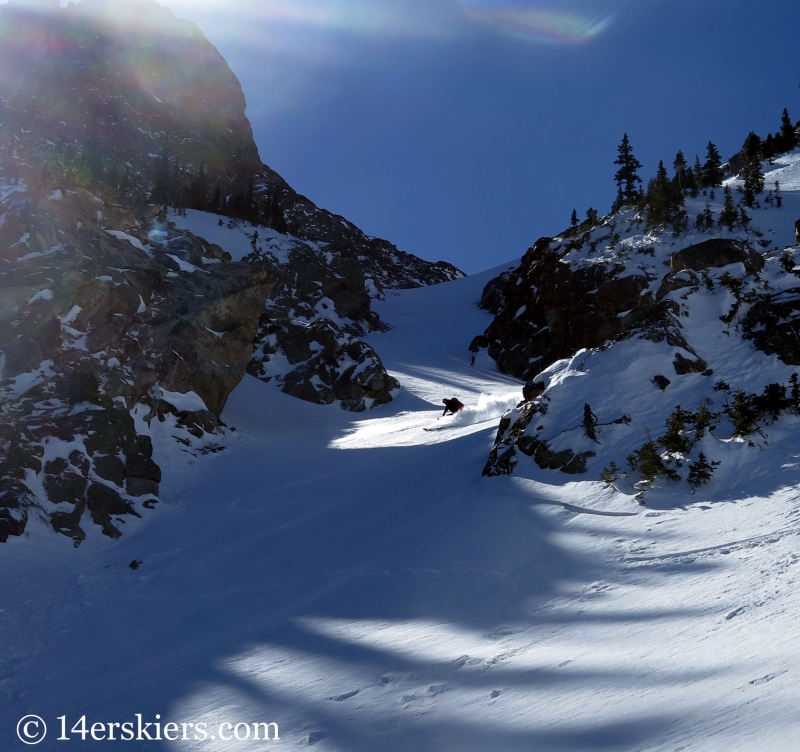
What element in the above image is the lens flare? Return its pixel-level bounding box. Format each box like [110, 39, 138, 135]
[458, 0, 615, 43]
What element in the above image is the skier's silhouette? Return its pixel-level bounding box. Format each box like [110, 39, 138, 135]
[442, 398, 464, 417]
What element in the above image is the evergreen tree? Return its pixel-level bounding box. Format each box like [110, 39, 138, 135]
[754, 383, 787, 422]
[673, 150, 688, 193]
[613, 134, 643, 205]
[739, 206, 751, 230]
[685, 166, 698, 198]
[718, 185, 738, 230]
[775, 180, 783, 208]
[570, 208, 579, 227]
[189, 164, 208, 211]
[789, 373, 800, 414]
[660, 405, 693, 454]
[687, 453, 720, 488]
[692, 154, 703, 194]
[703, 141, 724, 187]
[742, 131, 762, 164]
[695, 203, 714, 231]
[646, 160, 686, 231]
[727, 389, 758, 437]
[692, 402, 720, 438]
[780, 108, 797, 151]
[611, 187, 625, 213]
[586, 207, 599, 227]
[209, 185, 221, 213]
[741, 156, 764, 208]
[763, 133, 777, 161]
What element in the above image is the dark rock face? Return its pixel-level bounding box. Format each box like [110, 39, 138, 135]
[482, 400, 595, 477]
[242, 185, 462, 409]
[0, 0, 463, 418]
[0, 190, 271, 543]
[673, 352, 708, 375]
[249, 318, 398, 411]
[471, 237, 682, 382]
[473, 235, 761, 385]
[743, 289, 800, 365]
[478, 271, 512, 315]
[0, 0, 465, 544]
[476, 229, 765, 478]
[670, 238, 765, 276]
[0, 0, 261, 196]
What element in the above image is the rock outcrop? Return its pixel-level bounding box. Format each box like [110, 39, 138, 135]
[470, 235, 722, 383]
[477, 213, 770, 479]
[0, 188, 270, 543]
[0, 0, 463, 542]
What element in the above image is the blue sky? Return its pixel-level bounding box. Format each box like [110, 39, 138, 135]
[86, 1, 800, 271]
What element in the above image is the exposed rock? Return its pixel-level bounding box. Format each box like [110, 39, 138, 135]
[743, 288, 800, 365]
[0, 0, 463, 546]
[0, 191, 271, 543]
[478, 271, 512, 314]
[472, 237, 680, 382]
[673, 352, 708, 375]
[249, 317, 399, 410]
[670, 238, 764, 275]
[482, 399, 595, 477]
[653, 375, 671, 390]
[522, 380, 546, 401]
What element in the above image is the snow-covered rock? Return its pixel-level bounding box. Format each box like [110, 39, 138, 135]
[479, 151, 800, 505]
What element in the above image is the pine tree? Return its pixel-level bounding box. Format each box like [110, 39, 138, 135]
[692, 402, 720, 438]
[774, 180, 783, 208]
[685, 166, 698, 198]
[613, 134, 643, 206]
[742, 132, 763, 164]
[209, 185, 221, 213]
[586, 207, 599, 226]
[718, 185, 738, 230]
[687, 453, 720, 488]
[646, 160, 686, 232]
[673, 150, 688, 193]
[780, 108, 797, 151]
[763, 133, 777, 161]
[727, 389, 758, 437]
[189, 164, 208, 211]
[741, 157, 764, 208]
[692, 154, 703, 194]
[703, 141, 724, 187]
[755, 382, 787, 422]
[739, 206, 751, 229]
[660, 405, 692, 454]
[570, 208, 579, 227]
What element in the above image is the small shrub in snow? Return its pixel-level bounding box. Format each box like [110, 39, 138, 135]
[726, 389, 759, 437]
[687, 453, 720, 489]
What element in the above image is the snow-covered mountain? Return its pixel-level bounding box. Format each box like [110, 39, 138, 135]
[475, 150, 800, 507]
[4, 239, 800, 750]
[4, 1, 800, 749]
[0, 0, 461, 543]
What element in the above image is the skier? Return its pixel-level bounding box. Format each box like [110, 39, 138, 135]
[583, 403, 599, 443]
[442, 398, 464, 417]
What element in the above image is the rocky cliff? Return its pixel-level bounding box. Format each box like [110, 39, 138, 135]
[0, 0, 462, 543]
[475, 162, 800, 501]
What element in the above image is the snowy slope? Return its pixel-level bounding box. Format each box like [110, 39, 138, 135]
[3, 239, 800, 751]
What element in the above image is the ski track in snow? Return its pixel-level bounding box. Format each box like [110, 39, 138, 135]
[6, 160, 800, 750]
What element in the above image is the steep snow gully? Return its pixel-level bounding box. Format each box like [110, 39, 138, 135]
[3, 256, 800, 751]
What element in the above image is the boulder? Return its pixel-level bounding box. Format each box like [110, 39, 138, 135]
[670, 239, 764, 275]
